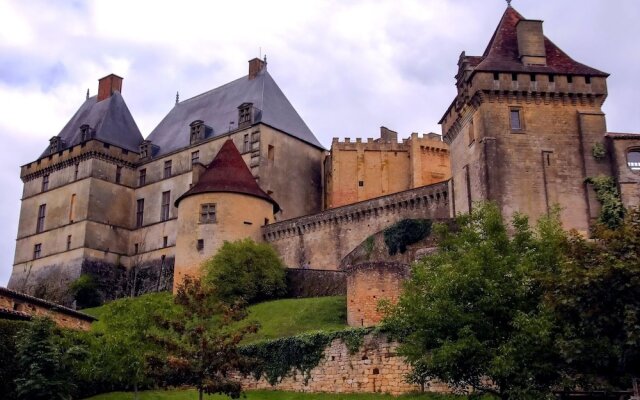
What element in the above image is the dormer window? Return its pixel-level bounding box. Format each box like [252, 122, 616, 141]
[238, 103, 253, 128]
[49, 136, 63, 154]
[80, 124, 93, 141]
[190, 120, 205, 144]
[139, 140, 151, 160]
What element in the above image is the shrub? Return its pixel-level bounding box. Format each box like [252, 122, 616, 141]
[383, 219, 432, 255]
[69, 274, 102, 309]
[203, 239, 286, 304]
[0, 320, 30, 400]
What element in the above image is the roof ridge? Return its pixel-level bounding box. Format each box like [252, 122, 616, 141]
[179, 74, 257, 105]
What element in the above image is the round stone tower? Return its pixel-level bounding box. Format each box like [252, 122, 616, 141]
[173, 139, 279, 290]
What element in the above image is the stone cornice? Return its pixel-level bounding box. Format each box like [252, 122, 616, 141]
[22, 150, 137, 182]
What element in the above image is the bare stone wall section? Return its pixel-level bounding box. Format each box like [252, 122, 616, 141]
[238, 333, 450, 395]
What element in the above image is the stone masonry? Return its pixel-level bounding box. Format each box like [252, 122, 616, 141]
[238, 333, 451, 395]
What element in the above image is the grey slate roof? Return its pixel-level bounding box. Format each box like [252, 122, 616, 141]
[146, 68, 323, 156]
[40, 92, 143, 157]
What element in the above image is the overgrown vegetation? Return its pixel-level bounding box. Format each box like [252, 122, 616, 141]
[240, 328, 370, 385]
[592, 142, 606, 160]
[585, 175, 625, 229]
[385, 202, 640, 399]
[203, 239, 286, 305]
[69, 274, 102, 309]
[383, 219, 432, 255]
[0, 320, 30, 399]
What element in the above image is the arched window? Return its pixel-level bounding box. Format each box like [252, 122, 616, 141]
[628, 149, 640, 172]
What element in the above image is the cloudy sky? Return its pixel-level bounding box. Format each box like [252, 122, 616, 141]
[0, 0, 638, 286]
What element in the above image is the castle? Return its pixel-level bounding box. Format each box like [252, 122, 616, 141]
[8, 5, 640, 312]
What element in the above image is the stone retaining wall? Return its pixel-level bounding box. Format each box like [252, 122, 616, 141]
[238, 333, 450, 395]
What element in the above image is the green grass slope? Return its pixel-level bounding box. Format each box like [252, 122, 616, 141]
[82, 293, 348, 342]
[86, 389, 473, 400]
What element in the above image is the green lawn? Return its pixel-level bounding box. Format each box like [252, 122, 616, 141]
[82, 293, 348, 343]
[86, 389, 472, 400]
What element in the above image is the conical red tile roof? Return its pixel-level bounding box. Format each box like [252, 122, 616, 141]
[174, 139, 279, 212]
[472, 6, 607, 76]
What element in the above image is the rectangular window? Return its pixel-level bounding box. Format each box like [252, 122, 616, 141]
[243, 134, 250, 152]
[196, 239, 204, 250]
[136, 199, 144, 228]
[585, 75, 591, 84]
[74, 163, 79, 180]
[115, 165, 122, 184]
[549, 74, 555, 83]
[239, 106, 251, 125]
[134, 243, 139, 254]
[163, 236, 168, 247]
[191, 151, 199, 165]
[510, 109, 523, 131]
[358, 181, 364, 187]
[468, 119, 475, 145]
[33, 243, 42, 259]
[511, 73, 518, 81]
[160, 191, 170, 221]
[200, 203, 216, 223]
[42, 174, 49, 191]
[268, 145, 275, 161]
[493, 72, 500, 81]
[567, 75, 573, 84]
[530, 73, 536, 82]
[163, 160, 172, 178]
[66, 235, 72, 250]
[36, 204, 46, 233]
[139, 169, 146, 186]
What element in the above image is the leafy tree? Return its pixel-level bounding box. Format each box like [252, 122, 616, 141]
[0, 320, 29, 400]
[203, 238, 286, 304]
[385, 203, 566, 399]
[69, 274, 102, 309]
[543, 206, 640, 389]
[14, 318, 78, 400]
[147, 276, 258, 400]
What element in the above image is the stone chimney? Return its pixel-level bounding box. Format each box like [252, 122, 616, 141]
[97, 74, 123, 102]
[248, 58, 266, 80]
[516, 20, 547, 66]
[380, 126, 398, 143]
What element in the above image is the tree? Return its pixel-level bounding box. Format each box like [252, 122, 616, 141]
[14, 318, 78, 400]
[543, 206, 640, 390]
[384, 203, 566, 399]
[69, 274, 102, 309]
[147, 276, 258, 400]
[203, 239, 286, 304]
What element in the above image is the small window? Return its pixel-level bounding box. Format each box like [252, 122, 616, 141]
[69, 194, 76, 222]
[549, 74, 555, 83]
[191, 150, 200, 165]
[567, 75, 573, 84]
[511, 73, 518, 81]
[139, 169, 146, 186]
[530, 73, 536, 82]
[115, 165, 122, 184]
[103, 143, 110, 149]
[585, 76, 591, 84]
[136, 199, 144, 228]
[163, 236, 168, 247]
[160, 191, 170, 221]
[358, 181, 364, 187]
[268, 145, 275, 161]
[510, 108, 523, 131]
[493, 72, 500, 81]
[66, 235, 72, 250]
[36, 204, 46, 233]
[628, 150, 640, 171]
[243, 134, 250, 152]
[163, 160, 172, 179]
[468, 119, 475, 145]
[74, 163, 79, 180]
[33, 243, 42, 259]
[134, 243, 139, 254]
[200, 203, 216, 223]
[196, 239, 204, 251]
[42, 174, 49, 191]
[238, 103, 252, 126]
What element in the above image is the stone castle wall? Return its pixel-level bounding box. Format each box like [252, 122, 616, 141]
[263, 181, 450, 270]
[238, 333, 450, 395]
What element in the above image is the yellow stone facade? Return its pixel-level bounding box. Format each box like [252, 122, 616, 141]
[324, 127, 450, 209]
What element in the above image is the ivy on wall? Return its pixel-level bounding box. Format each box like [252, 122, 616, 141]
[592, 142, 606, 160]
[585, 175, 625, 229]
[383, 219, 432, 255]
[239, 328, 371, 385]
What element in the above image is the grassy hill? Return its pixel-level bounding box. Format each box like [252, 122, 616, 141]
[82, 293, 348, 343]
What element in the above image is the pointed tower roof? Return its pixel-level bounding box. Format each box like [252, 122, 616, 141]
[174, 139, 279, 212]
[470, 6, 608, 76]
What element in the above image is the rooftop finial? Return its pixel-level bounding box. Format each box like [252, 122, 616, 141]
[264, 54, 267, 64]
[506, 0, 512, 7]
[175, 91, 179, 105]
[86, 88, 89, 100]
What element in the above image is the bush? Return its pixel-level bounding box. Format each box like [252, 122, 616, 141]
[383, 219, 432, 255]
[0, 320, 30, 400]
[69, 274, 102, 309]
[203, 239, 286, 304]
